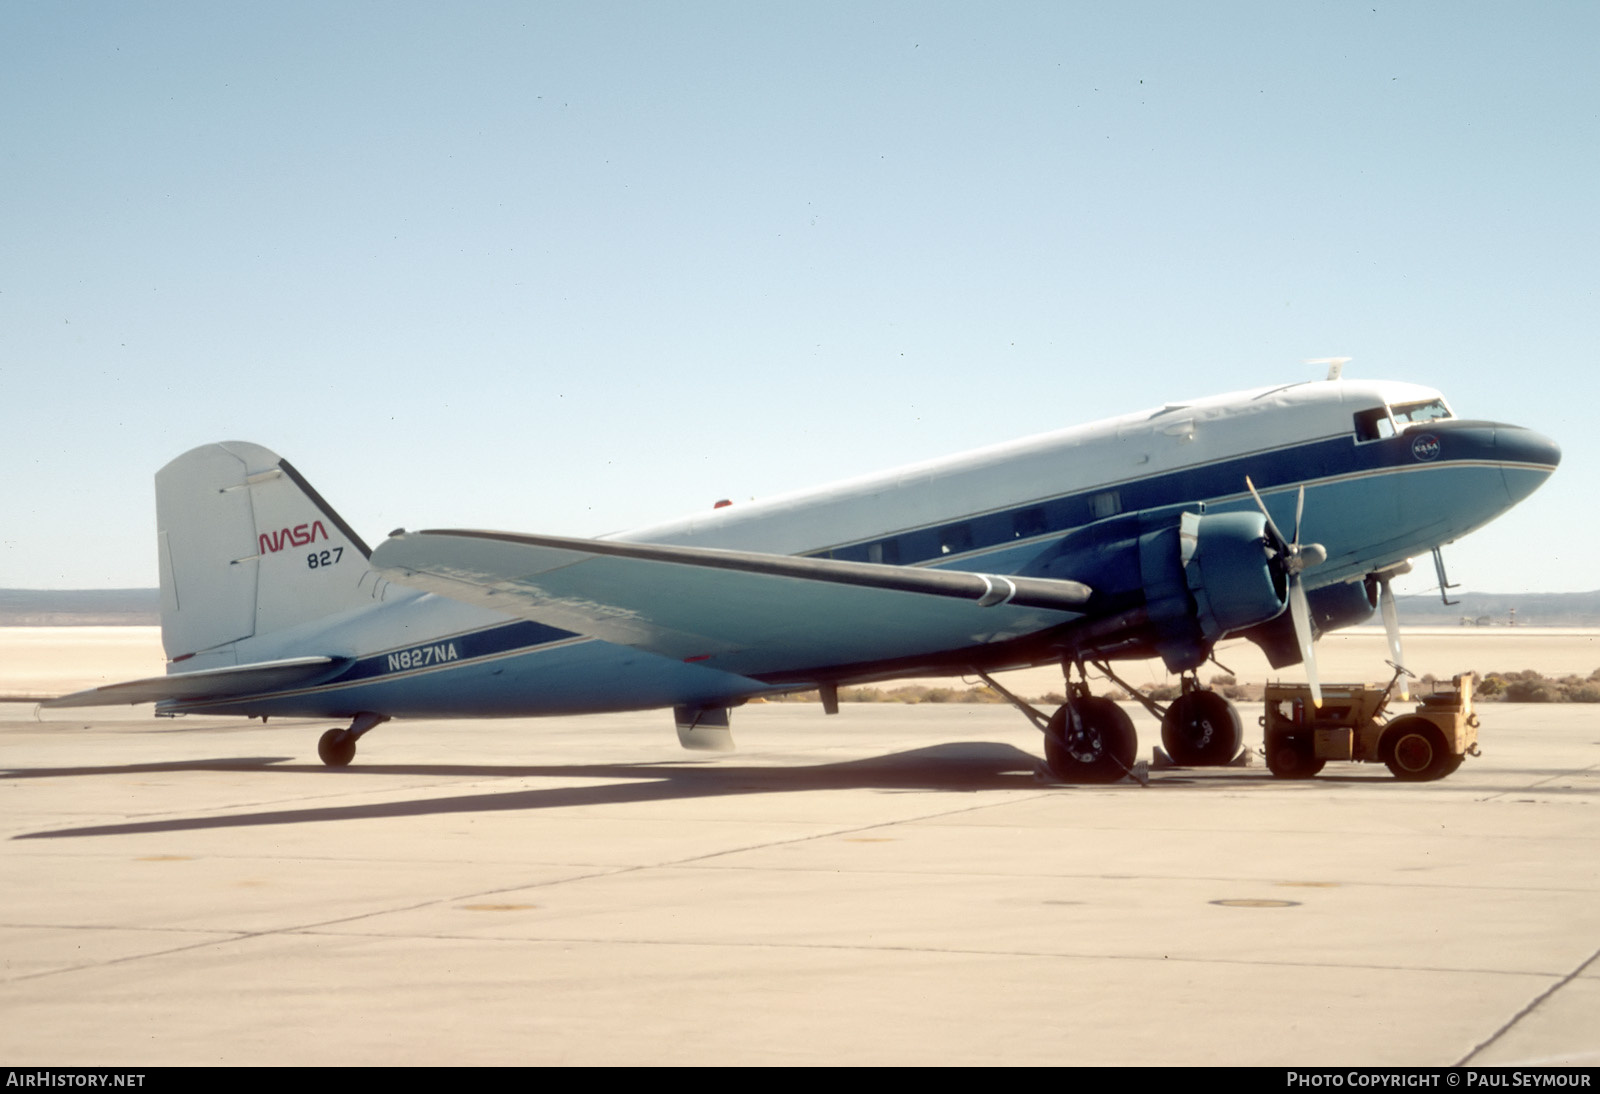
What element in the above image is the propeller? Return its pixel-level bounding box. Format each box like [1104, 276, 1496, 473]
[1245, 477, 1329, 705]
[1377, 574, 1409, 701]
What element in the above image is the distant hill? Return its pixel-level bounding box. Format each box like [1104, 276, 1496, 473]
[5, 586, 1600, 628]
[0, 588, 160, 625]
[1389, 590, 1600, 628]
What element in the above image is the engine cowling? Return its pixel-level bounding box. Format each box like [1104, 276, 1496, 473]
[1241, 575, 1380, 668]
[1023, 508, 1289, 671]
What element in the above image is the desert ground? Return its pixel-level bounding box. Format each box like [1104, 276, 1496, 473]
[1, 627, 1595, 1066]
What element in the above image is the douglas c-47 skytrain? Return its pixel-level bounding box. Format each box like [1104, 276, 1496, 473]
[47, 375, 1559, 783]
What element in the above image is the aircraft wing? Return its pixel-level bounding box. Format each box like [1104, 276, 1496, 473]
[42, 656, 349, 708]
[372, 529, 1093, 679]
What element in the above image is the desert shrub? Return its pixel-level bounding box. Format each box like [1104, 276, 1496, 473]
[1471, 668, 1600, 702]
[1504, 679, 1561, 703]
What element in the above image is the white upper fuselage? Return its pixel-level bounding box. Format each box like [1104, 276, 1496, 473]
[618, 378, 1448, 566]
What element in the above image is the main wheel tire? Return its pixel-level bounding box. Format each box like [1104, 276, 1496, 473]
[1160, 691, 1243, 766]
[1266, 734, 1324, 779]
[318, 728, 356, 768]
[1382, 718, 1454, 781]
[1044, 697, 1137, 784]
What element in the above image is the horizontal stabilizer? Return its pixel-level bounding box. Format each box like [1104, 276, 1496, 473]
[372, 529, 1092, 678]
[42, 656, 347, 709]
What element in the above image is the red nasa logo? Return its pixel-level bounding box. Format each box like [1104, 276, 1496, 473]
[1410, 434, 1441, 462]
[258, 520, 328, 554]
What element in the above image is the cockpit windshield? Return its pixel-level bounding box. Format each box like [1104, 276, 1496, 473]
[1390, 398, 1452, 426]
[1352, 397, 1453, 442]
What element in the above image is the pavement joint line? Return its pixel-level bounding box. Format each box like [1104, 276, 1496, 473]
[135, 926, 1599, 981]
[0, 932, 257, 986]
[662, 862, 1600, 892]
[223, 795, 1068, 937]
[1455, 944, 1600, 1065]
[6, 919, 1581, 986]
[1473, 761, 1600, 802]
[0, 881, 632, 988]
[641, 790, 1066, 869]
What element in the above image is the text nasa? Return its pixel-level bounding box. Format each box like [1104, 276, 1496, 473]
[259, 521, 328, 555]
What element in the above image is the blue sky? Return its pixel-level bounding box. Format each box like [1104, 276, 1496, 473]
[2, 2, 1594, 597]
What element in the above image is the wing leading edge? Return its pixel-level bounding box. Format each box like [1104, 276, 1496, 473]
[372, 529, 1093, 679]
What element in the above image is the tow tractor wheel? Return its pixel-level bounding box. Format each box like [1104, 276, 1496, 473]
[1160, 690, 1243, 766]
[318, 728, 357, 768]
[1045, 697, 1137, 784]
[1266, 734, 1325, 779]
[1382, 717, 1456, 782]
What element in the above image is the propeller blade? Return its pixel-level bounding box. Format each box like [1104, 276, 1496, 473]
[1292, 485, 1306, 548]
[1379, 575, 1409, 701]
[1289, 576, 1321, 707]
[1244, 476, 1290, 551]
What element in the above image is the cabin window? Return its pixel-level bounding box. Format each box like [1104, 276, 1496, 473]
[938, 523, 973, 556]
[1090, 490, 1122, 519]
[868, 539, 901, 565]
[1013, 507, 1047, 539]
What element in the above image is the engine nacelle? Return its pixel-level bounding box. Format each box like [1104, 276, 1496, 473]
[1241, 575, 1380, 668]
[1024, 508, 1288, 671]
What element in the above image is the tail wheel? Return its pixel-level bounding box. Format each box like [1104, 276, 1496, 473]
[1266, 734, 1324, 779]
[318, 728, 356, 767]
[1045, 697, 1137, 784]
[1382, 718, 1455, 781]
[1160, 691, 1243, 766]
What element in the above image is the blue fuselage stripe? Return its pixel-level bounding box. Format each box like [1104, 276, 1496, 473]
[801, 429, 1530, 569]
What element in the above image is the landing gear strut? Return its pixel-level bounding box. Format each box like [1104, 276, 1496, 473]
[317, 712, 389, 767]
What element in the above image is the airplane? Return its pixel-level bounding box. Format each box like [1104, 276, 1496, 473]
[44, 375, 1559, 783]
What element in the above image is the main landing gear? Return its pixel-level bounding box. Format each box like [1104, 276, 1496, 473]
[978, 662, 1246, 784]
[1044, 687, 1138, 783]
[978, 664, 1136, 784]
[1160, 680, 1243, 767]
[316, 712, 390, 767]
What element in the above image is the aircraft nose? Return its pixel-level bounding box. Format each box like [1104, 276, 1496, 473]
[1492, 424, 1560, 504]
[1494, 424, 1561, 469]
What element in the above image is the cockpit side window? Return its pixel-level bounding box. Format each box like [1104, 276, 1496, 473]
[1353, 406, 1395, 442]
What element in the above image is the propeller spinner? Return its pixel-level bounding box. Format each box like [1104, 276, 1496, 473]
[1245, 477, 1329, 705]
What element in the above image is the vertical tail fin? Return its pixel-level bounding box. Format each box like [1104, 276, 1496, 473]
[156, 442, 375, 660]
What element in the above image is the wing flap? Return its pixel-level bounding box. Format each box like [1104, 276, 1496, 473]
[42, 656, 347, 708]
[372, 529, 1092, 678]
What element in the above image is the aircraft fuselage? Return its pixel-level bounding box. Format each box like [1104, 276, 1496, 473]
[158, 378, 1559, 721]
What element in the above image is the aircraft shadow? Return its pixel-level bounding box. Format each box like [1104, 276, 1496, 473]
[12, 741, 1062, 841]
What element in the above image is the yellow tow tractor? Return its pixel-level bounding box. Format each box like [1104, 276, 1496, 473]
[1261, 664, 1481, 781]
